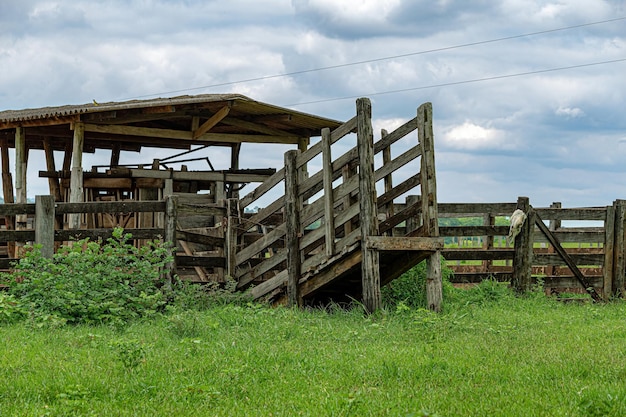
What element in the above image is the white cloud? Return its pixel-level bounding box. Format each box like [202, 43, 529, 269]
[441, 122, 510, 150]
[555, 106, 585, 118]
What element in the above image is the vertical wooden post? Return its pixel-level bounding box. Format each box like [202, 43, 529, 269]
[35, 195, 55, 258]
[110, 144, 121, 167]
[1, 138, 15, 257]
[547, 202, 561, 280]
[69, 122, 84, 229]
[225, 198, 240, 281]
[382, 129, 394, 235]
[285, 150, 302, 307]
[512, 196, 533, 294]
[612, 199, 626, 297]
[357, 98, 380, 313]
[603, 202, 616, 300]
[163, 195, 178, 290]
[342, 164, 355, 236]
[15, 127, 28, 258]
[418, 102, 442, 312]
[321, 128, 335, 257]
[483, 212, 494, 273]
[229, 143, 241, 199]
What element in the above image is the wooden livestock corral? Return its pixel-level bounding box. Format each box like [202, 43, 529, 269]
[437, 197, 626, 300]
[0, 95, 444, 311]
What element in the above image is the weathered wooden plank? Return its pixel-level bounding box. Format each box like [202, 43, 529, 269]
[511, 197, 532, 293]
[192, 105, 231, 139]
[69, 122, 85, 229]
[15, 127, 28, 257]
[442, 249, 515, 261]
[176, 255, 226, 268]
[225, 199, 240, 279]
[249, 269, 288, 300]
[284, 150, 302, 307]
[365, 236, 443, 251]
[295, 116, 357, 170]
[379, 200, 421, 234]
[357, 98, 381, 313]
[603, 203, 616, 299]
[83, 177, 133, 189]
[373, 117, 418, 154]
[175, 230, 224, 246]
[35, 195, 55, 258]
[55, 227, 164, 241]
[0, 230, 35, 241]
[532, 229, 605, 244]
[439, 226, 510, 237]
[55, 200, 166, 214]
[236, 249, 287, 289]
[533, 253, 605, 266]
[177, 203, 226, 217]
[239, 168, 284, 209]
[0, 203, 36, 216]
[321, 128, 335, 257]
[535, 207, 608, 221]
[438, 202, 518, 215]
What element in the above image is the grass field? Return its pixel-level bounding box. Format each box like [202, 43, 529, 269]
[2, 284, 626, 416]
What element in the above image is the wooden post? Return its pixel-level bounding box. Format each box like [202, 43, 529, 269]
[110, 144, 121, 167]
[69, 122, 85, 229]
[342, 164, 355, 236]
[1, 138, 15, 257]
[285, 150, 302, 307]
[483, 212, 494, 273]
[15, 127, 28, 258]
[612, 199, 626, 297]
[603, 202, 616, 299]
[321, 128, 335, 257]
[163, 195, 178, 290]
[35, 195, 55, 258]
[405, 195, 420, 234]
[229, 143, 241, 199]
[225, 198, 240, 281]
[511, 196, 533, 294]
[382, 129, 394, 234]
[357, 98, 381, 313]
[418, 102, 442, 312]
[547, 202, 561, 280]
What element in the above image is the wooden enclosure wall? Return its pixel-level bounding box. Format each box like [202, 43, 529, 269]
[437, 198, 624, 299]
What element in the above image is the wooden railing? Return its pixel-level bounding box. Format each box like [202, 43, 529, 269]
[438, 197, 622, 299]
[0, 196, 228, 283]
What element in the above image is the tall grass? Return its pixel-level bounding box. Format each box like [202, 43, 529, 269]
[2, 284, 626, 416]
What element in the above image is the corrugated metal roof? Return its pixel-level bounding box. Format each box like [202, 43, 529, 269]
[0, 94, 342, 127]
[0, 94, 249, 124]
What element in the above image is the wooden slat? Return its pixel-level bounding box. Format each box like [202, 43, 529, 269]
[438, 202, 518, 215]
[365, 236, 443, 251]
[439, 226, 510, 237]
[442, 249, 515, 261]
[176, 255, 226, 268]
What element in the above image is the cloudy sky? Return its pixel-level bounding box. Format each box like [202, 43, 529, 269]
[1, 0, 625, 209]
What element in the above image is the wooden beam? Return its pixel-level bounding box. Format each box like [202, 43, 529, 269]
[365, 236, 443, 251]
[81, 121, 302, 144]
[284, 150, 302, 307]
[221, 116, 295, 137]
[35, 195, 55, 258]
[69, 122, 85, 229]
[192, 105, 231, 139]
[0, 137, 15, 256]
[321, 128, 335, 257]
[15, 127, 27, 258]
[357, 98, 381, 313]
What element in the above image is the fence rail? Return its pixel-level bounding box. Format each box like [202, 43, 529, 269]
[438, 197, 623, 299]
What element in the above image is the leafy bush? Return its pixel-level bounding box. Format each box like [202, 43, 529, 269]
[5, 228, 172, 325]
[0, 292, 27, 323]
[381, 260, 454, 309]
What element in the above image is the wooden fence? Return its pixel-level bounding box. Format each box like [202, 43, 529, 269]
[438, 196, 625, 300]
[0, 196, 233, 285]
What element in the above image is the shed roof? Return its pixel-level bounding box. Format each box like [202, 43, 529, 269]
[0, 94, 343, 152]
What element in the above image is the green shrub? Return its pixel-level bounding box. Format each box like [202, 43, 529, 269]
[381, 260, 454, 309]
[0, 292, 27, 323]
[6, 228, 172, 325]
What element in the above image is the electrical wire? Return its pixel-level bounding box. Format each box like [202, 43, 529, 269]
[282, 57, 626, 107]
[121, 16, 626, 101]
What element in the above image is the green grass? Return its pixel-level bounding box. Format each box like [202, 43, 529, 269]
[3, 288, 626, 416]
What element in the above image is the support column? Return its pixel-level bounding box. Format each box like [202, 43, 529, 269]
[69, 122, 84, 229]
[0, 138, 15, 257]
[321, 128, 335, 257]
[357, 98, 381, 313]
[511, 196, 533, 294]
[418, 102, 442, 312]
[35, 195, 55, 259]
[15, 127, 28, 258]
[612, 199, 626, 297]
[285, 149, 302, 307]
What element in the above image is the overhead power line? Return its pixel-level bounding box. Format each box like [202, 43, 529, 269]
[283, 58, 626, 107]
[122, 16, 626, 100]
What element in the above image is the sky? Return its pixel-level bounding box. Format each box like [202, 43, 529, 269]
[0, 0, 625, 209]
